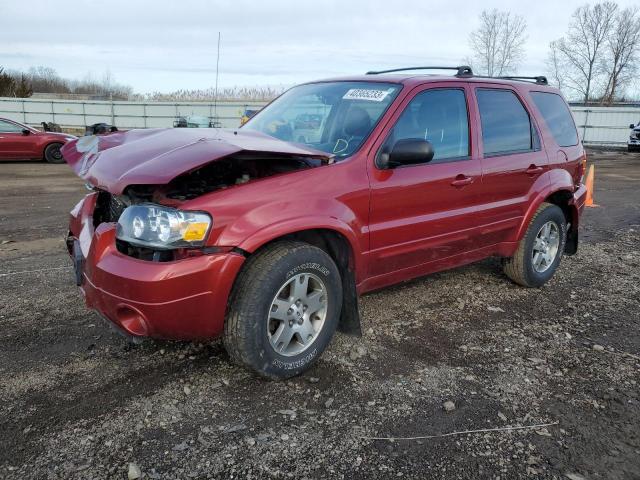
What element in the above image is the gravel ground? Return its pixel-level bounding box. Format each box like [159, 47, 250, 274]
[0, 150, 639, 479]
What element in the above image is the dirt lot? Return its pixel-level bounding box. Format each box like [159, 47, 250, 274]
[0, 150, 638, 480]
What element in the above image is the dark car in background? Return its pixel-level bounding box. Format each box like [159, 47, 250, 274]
[628, 122, 640, 152]
[85, 123, 119, 136]
[0, 118, 77, 163]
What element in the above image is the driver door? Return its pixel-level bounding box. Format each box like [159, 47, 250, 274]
[366, 83, 483, 281]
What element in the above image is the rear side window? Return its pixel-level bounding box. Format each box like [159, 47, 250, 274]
[476, 89, 535, 156]
[530, 92, 578, 147]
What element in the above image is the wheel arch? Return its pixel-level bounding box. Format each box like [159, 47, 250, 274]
[236, 226, 362, 336]
[544, 189, 579, 255]
[516, 186, 579, 255]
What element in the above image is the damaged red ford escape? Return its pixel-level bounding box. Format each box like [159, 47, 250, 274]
[65, 67, 587, 379]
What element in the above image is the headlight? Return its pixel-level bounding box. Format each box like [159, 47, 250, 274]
[116, 204, 212, 249]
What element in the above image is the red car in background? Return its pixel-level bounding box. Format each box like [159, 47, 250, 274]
[0, 118, 77, 163]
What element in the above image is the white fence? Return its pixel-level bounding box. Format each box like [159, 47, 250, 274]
[1, 97, 639, 145]
[570, 106, 639, 145]
[0, 97, 268, 130]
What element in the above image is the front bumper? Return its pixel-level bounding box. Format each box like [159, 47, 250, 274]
[67, 193, 245, 340]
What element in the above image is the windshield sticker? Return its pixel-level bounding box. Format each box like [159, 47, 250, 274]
[343, 88, 393, 102]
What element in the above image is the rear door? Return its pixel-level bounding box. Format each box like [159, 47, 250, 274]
[471, 86, 550, 247]
[367, 83, 483, 278]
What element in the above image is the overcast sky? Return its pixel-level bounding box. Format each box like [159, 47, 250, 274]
[1, 0, 638, 93]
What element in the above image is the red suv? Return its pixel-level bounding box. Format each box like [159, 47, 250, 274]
[64, 66, 587, 379]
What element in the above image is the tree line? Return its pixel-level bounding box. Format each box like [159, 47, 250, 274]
[468, 2, 640, 104]
[0, 66, 133, 100]
[0, 65, 279, 102]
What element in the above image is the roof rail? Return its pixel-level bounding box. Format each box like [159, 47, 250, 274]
[497, 76, 548, 85]
[365, 66, 549, 85]
[366, 66, 473, 77]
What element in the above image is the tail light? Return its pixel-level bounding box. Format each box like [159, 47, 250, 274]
[577, 153, 587, 185]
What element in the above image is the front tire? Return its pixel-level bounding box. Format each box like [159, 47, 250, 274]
[503, 202, 567, 287]
[223, 241, 342, 379]
[44, 143, 64, 163]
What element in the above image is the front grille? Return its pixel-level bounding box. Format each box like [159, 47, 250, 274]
[94, 191, 126, 226]
[116, 239, 175, 262]
[109, 195, 126, 222]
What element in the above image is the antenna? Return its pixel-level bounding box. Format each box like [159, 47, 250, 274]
[213, 32, 221, 126]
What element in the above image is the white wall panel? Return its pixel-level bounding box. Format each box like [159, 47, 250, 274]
[2, 97, 638, 144]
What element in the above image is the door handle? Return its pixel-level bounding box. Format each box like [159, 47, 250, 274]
[526, 164, 544, 175]
[451, 175, 474, 187]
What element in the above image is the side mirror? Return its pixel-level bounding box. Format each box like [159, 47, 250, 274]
[630, 124, 635, 129]
[379, 139, 434, 169]
[22, 129, 31, 135]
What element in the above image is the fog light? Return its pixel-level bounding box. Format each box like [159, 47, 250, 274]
[116, 306, 149, 336]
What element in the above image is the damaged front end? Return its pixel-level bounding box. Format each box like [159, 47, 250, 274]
[65, 128, 333, 262]
[63, 128, 333, 340]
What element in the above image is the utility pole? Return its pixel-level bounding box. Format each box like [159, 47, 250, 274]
[213, 32, 221, 127]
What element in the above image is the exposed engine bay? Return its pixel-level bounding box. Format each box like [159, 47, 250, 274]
[93, 152, 325, 226]
[162, 152, 323, 201]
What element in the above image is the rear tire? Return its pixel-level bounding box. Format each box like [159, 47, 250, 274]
[223, 241, 342, 379]
[503, 202, 567, 287]
[44, 143, 64, 163]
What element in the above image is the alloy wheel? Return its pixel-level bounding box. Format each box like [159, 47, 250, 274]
[532, 220, 560, 273]
[267, 273, 328, 356]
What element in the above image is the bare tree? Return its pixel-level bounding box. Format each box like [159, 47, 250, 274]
[469, 9, 527, 76]
[14, 75, 33, 98]
[555, 2, 618, 103]
[546, 40, 566, 91]
[601, 7, 640, 104]
[26, 66, 69, 93]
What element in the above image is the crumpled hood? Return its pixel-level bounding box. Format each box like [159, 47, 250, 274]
[61, 128, 332, 194]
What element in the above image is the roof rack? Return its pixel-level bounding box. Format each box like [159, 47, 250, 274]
[497, 76, 548, 85]
[366, 65, 473, 77]
[365, 66, 549, 85]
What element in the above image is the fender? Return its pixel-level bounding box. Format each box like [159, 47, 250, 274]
[236, 216, 364, 277]
[514, 168, 576, 241]
[238, 214, 358, 247]
[202, 186, 368, 274]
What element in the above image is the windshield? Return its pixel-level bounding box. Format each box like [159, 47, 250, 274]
[243, 81, 401, 159]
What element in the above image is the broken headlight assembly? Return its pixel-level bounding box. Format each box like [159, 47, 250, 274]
[116, 204, 212, 249]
